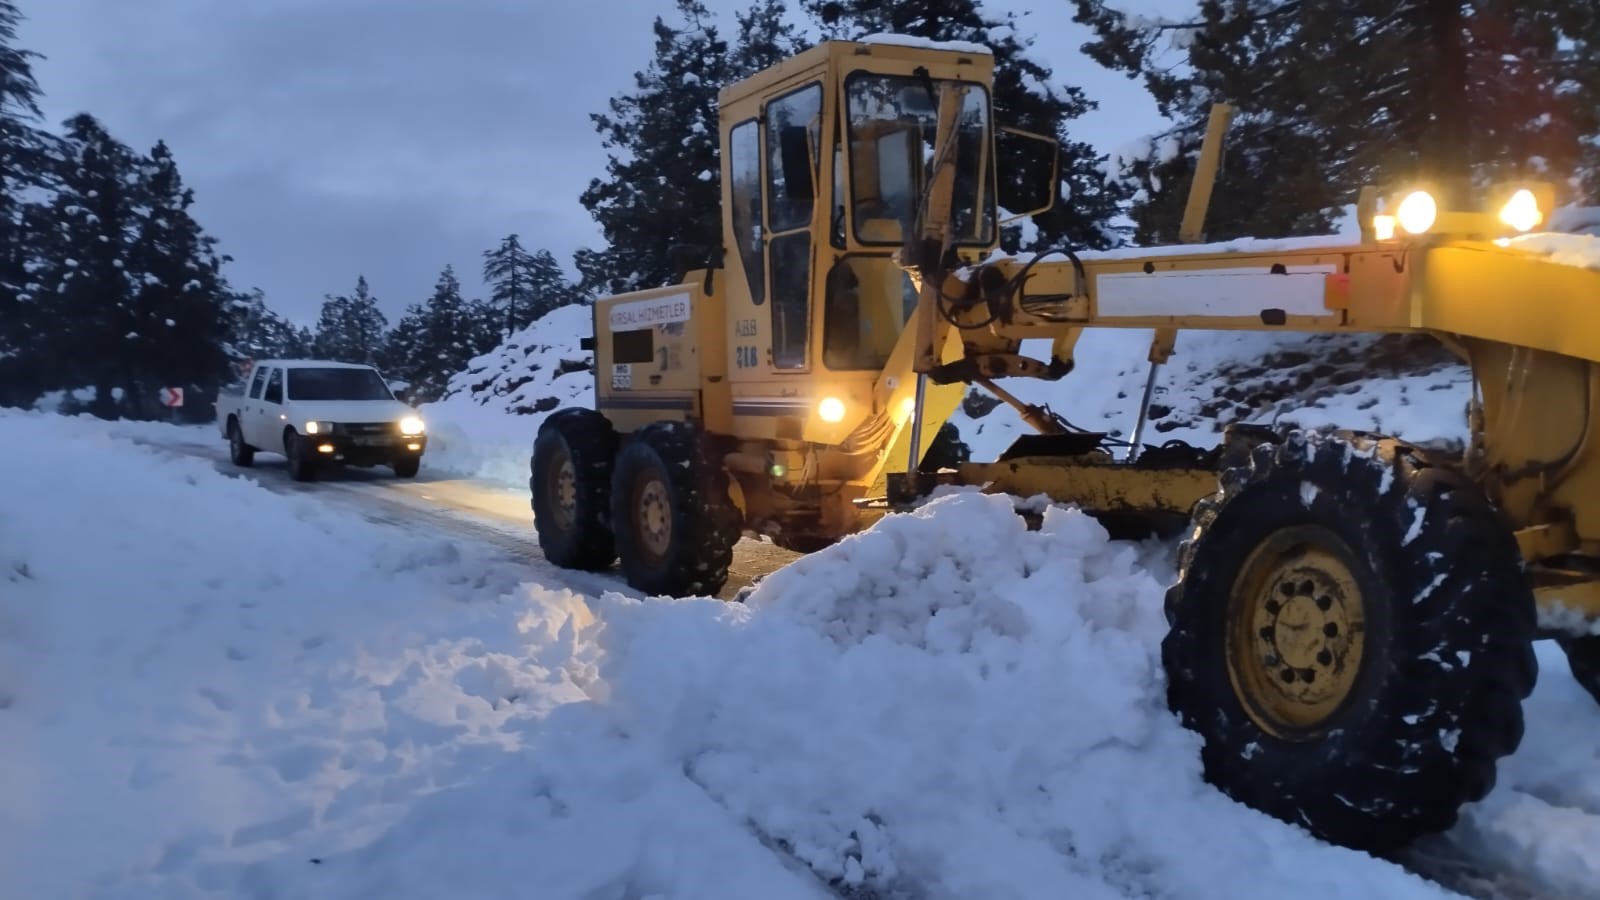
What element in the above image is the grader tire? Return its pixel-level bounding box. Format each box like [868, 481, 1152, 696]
[1556, 636, 1600, 706]
[610, 421, 740, 597]
[1162, 430, 1537, 853]
[531, 408, 619, 571]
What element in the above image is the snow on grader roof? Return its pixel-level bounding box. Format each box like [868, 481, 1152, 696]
[858, 32, 994, 55]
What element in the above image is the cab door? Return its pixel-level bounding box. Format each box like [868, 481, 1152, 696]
[761, 82, 824, 373]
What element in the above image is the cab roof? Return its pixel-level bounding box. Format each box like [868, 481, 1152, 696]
[251, 359, 380, 370]
[717, 37, 994, 107]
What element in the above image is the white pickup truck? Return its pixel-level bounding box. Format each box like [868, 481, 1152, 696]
[215, 359, 428, 481]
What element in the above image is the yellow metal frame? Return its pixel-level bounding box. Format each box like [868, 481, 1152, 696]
[585, 39, 1600, 623]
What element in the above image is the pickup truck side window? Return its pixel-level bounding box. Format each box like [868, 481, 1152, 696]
[263, 367, 283, 404]
[248, 367, 267, 399]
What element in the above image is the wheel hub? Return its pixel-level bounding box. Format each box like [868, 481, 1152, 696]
[546, 449, 578, 532]
[1226, 525, 1367, 740]
[635, 477, 671, 561]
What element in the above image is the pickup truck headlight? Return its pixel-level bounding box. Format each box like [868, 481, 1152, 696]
[399, 416, 425, 436]
[304, 421, 335, 435]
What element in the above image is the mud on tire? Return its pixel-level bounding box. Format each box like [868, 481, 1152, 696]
[1162, 430, 1537, 853]
[610, 420, 740, 597]
[531, 408, 619, 571]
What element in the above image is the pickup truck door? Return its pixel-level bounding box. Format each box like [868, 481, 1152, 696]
[252, 366, 286, 449]
[238, 365, 267, 446]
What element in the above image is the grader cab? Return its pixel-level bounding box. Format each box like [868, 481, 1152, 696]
[532, 36, 1600, 856]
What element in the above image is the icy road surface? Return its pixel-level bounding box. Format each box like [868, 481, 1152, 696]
[4, 411, 1600, 900]
[112, 419, 799, 603]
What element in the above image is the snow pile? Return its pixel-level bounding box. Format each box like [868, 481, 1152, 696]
[1506, 231, 1600, 272]
[253, 490, 1455, 899]
[0, 410, 545, 898]
[418, 303, 593, 485]
[12, 410, 1600, 898]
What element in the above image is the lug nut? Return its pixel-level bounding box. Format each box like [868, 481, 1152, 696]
[1315, 595, 1333, 611]
[1264, 654, 1280, 667]
[1259, 626, 1275, 641]
[1280, 668, 1297, 683]
[1323, 622, 1339, 637]
[1298, 580, 1315, 596]
[1265, 599, 1282, 615]
[1317, 650, 1333, 666]
[1301, 668, 1316, 683]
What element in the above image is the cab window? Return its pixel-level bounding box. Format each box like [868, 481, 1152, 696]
[262, 367, 283, 404]
[729, 119, 764, 306]
[765, 83, 822, 370]
[248, 367, 267, 399]
[845, 73, 995, 247]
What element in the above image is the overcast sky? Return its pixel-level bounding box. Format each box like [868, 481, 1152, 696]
[18, 0, 1175, 326]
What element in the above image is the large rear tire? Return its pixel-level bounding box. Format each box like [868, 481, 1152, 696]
[610, 421, 739, 597]
[531, 408, 619, 571]
[1162, 430, 1536, 853]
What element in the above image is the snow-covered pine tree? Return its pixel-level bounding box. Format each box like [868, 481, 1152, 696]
[730, 0, 808, 79]
[482, 234, 582, 336]
[312, 275, 388, 366]
[32, 114, 141, 417]
[380, 301, 427, 399]
[415, 265, 479, 401]
[1071, 1, 1600, 242]
[227, 288, 305, 363]
[576, 0, 731, 296]
[123, 139, 231, 415]
[806, 0, 1127, 251]
[0, 0, 51, 405]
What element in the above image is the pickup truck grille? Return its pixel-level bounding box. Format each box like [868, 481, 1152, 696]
[341, 422, 395, 436]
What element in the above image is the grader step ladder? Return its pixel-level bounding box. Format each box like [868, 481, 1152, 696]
[531, 37, 1600, 855]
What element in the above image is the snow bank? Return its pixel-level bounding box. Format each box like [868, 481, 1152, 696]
[0, 410, 542, 897]
[419, 303, 593, 485]
[250, 491, 1455, 899]
[15, 410, 1597, 898]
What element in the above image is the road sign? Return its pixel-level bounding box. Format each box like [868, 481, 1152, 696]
[159, 387, 184, 408]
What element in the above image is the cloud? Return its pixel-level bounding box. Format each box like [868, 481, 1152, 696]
[18, 0, 1166, 324]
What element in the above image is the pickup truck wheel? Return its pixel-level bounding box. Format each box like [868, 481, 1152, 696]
[532, 408, 619, 571]
[392, 457, 420, 478]
[284, 431, 318, 482]
[228, 419, 255, 467]
[610, 421, 739, 597]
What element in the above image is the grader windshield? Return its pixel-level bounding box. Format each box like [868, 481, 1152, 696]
[825, 72, 994, 371]
[844, 72, 995, 247]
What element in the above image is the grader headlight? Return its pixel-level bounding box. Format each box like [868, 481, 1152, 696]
[818, 397, 847, 423]
[1498, 188, 1543, 233]
[1395, 190, 1438, 235]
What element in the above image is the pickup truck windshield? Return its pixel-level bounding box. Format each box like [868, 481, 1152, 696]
[286, 368, 394, 401]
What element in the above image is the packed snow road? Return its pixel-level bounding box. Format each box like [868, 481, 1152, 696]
[116, 419, 799, 602]
[4, 410, 1600, 900]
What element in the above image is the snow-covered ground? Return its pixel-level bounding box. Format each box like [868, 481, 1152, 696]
[6, 409, 1600, 899]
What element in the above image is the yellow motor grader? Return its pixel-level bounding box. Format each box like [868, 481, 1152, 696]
[531, 37, 1600, 854]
